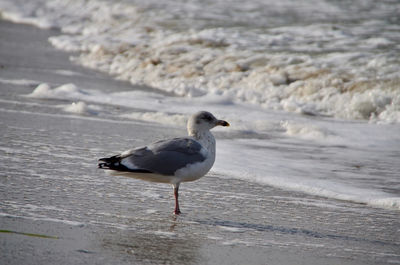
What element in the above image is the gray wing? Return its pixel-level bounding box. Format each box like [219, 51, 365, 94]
[120, 138, 207, 175]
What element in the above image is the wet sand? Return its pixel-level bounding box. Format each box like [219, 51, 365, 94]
[0, 20, 399, 265]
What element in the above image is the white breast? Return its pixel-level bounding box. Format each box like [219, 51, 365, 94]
[175, 151, 215, 182]
[175, 131, 216, 183]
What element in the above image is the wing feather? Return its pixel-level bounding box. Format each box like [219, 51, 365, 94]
[99, 138, 207, 176]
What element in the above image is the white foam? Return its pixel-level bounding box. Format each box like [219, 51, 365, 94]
[0, 10, 54, 29]
[63, 101, 87, 114]
[27, 83, 86, 99]
[121, 112, 187, 127]
[281, 121, 335, 141]
[0, 78, 40, 86]
[2, 0, 398, 123]
[62, 101, 99, 115]
[52, 69, 83, 76]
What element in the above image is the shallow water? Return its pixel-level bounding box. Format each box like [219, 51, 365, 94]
[1, 106, 399, 264]
[0, 0, 400, 209]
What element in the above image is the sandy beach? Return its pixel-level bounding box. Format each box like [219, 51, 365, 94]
[1, 19, 399, 265]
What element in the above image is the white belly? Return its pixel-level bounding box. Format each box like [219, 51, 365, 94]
[175, 152, 215, 183]
[107, 170, 176, 183]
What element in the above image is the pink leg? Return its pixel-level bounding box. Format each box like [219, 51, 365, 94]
[173, 184, 181, 215]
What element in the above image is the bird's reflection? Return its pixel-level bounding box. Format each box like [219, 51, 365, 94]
[100, 215, 203, 264]
[169, 214, 178, 231]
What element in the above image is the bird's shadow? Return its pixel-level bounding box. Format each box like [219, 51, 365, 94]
[194, 219, 398, 248]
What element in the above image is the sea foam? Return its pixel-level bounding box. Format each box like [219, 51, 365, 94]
[1, 0, 399, 123]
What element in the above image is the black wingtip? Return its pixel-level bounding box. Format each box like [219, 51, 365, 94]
[98, 155, 119, 169]
[97, 155, 153, 173]
[98, 162, 107, 169]
[99, 155, 119, 162]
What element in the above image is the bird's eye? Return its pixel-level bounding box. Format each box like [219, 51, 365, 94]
[203, 115, 213, 121]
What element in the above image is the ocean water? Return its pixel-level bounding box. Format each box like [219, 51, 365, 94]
[0, 0, 400, 212]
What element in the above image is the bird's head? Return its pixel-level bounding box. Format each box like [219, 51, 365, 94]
[187, 111, 229, 136]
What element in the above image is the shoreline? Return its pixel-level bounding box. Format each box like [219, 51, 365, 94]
[0, 19, 399, 265]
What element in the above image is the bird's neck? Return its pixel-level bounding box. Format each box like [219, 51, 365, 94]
[190, 130, 216, 155]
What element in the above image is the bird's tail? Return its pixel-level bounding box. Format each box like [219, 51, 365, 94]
[98, 155, 153, 173]
[98, 155, 120, 169]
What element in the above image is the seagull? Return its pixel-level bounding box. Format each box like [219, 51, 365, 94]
[98, 111, 229, 214]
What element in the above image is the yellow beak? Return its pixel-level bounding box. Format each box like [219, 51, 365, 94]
[217, 120, 230, 127]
